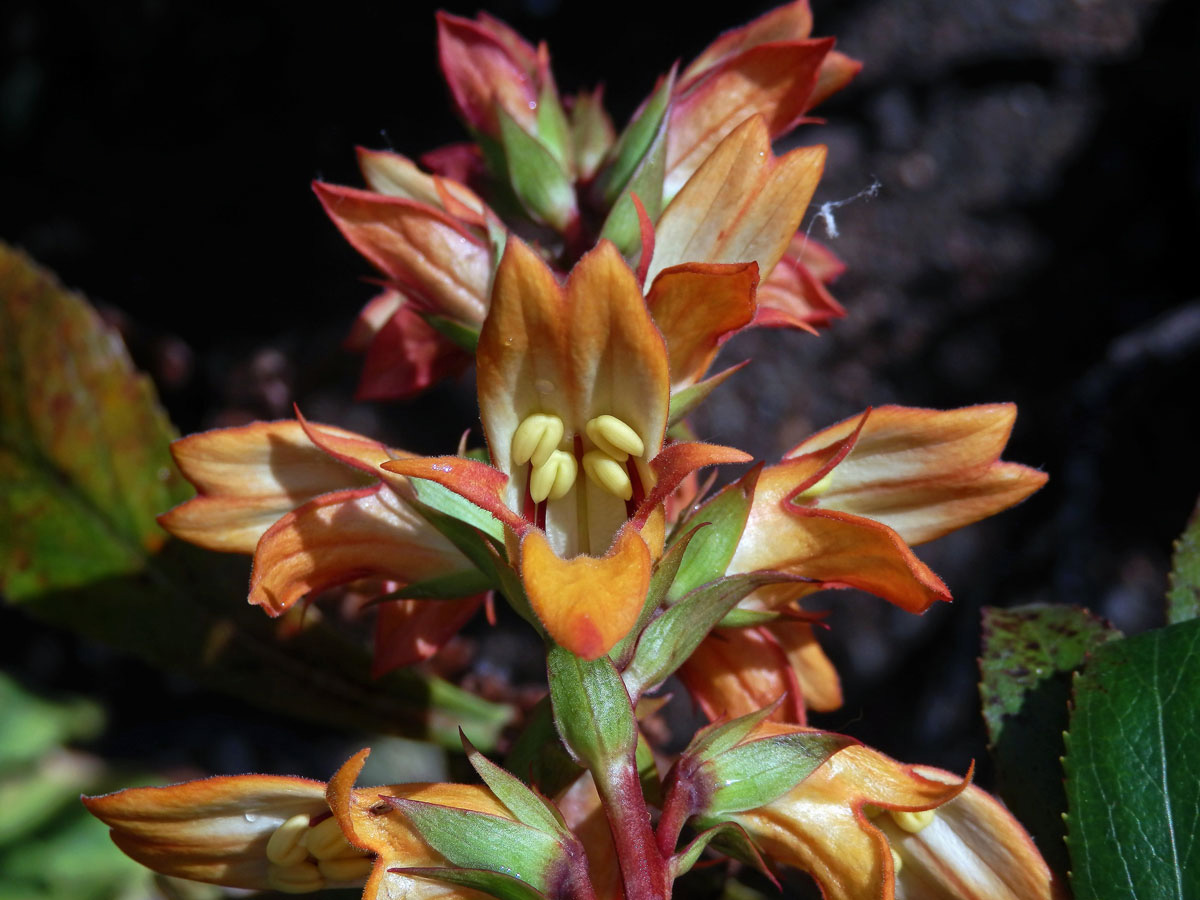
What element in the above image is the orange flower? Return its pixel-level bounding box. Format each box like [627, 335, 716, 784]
[680, 405, 1047, 721]
[723, 730, 1058, 900]
[384, 238, 749, 659]
[158, 418, 483, 674]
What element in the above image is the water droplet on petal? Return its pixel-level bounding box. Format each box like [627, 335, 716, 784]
[244, 813, 258, 823]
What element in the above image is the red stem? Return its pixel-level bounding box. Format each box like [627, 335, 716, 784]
[655, 775, 695, 860]
[594, 758, 670, 900]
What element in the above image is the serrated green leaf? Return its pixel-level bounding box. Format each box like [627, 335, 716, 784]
[1167, 496, 1200, 624]
[387, 798, 563, 891]
[979, 604, 1119, 876]
[395, 867, 548, 900]
[1064, 619, 1200, 900]
[462, 733, 569, 838]
[497, 107, 577, 232]
[0, 246, 513, 749]
[667, 467, 760, 604]
[547, 644, 637, 771]
[624, 571, 801, 698]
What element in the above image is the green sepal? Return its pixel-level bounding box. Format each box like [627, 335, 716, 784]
[570, 88, 615, 181]
[623, 571, 805, 698]
[667, 466, 762, 604]
[717, 608, 781, 628]
[596, 69, 674, 207]
[678, 821, 777, 887]
[683, 701, 783, 761]
[608, 524, 703, 669]
[497, 106, 578, 232]
[421, 312, 481, 354]
[462, 732, 570, 839]
[409, 477, 505, 543]
[393, 867, 548, 900]
[1167, 494, 1200, 624]
[384, 797, 564, 893]
[505, 697, 584, 798]
[535, 82, 574, 174]
[667, 362, 748, 428]
[547, 643, 637, 771]
[690, 729, 851, 818]
[670, 821, 763, 880]
[598, 114, 666, 257]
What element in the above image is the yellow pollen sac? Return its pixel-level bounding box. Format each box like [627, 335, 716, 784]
[266, 813, 313, 866]
[890, 847, 904, 874]
[586, 415, 644, 461]
[318, 855, 375, 883]
[512, 414, 565, 468]
[530, 449, 577, 503]
[583, 450, 632, 501]
[890, 808, 937, 834]
[303, 815, 357, 860]
[796, 469, 837, 501]
[267, 861, 325, 894]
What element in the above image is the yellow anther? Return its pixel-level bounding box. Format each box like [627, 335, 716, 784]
[796, 470, 836, 501]
[268, 861, 325, 894]
[512, 414, 564, 468]
[890, 848, 903, 874]
[318, 855, 375, 883]
[582, 450, 632, 501]
[303, 815, 356, 860]
[889, 808, 936, 834]
[266, 814, 312, 866]
[586, 415, 644, 461]
[530, 450, 578, 503]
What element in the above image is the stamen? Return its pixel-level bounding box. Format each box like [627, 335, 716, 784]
[303, 815, 357, 860]
[889, 808, 936, 833]
[583, 450, 633, 500]
[586, 415, 644, 461]
[266, 813, 312, 866]
[529, 450, 578, 503]
[796, 470, 836, 501]
[512, 414, 564, 467]
[268, 861, 325, 893]
[890, 848, 903, 873]
[318, 856, 375, 882]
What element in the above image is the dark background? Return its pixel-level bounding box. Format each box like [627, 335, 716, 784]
[2, 0, 1198, 886]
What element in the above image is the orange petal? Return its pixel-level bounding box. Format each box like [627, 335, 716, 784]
[666, 40, 833, 198]
[249, 483, 472, 616]
[680, 1, 815, 85]
[638, 441, 754, 526]
[328, 749, 504, 900]
[83, 775, 327, 890]
[159, 420, 373, 553]
[645, 261, 759, 389]
[789, 404, 1048, 545]
[521, 523, 651, 659]
[356, 147, 486, 223]
[372, 595, 484, 677]
[756, 239, 846, 330]
[314, 181, 490, 325]
[345, 289, 406, 352]
[736, 740, 969, 900]
[731, 504, 951, 614]
[649, 116, 826, 284]
[882, 767, 1061, 900]
[810, 50, 863, 109]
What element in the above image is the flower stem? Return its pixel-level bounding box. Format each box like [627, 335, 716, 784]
[593, 756, 669, 900]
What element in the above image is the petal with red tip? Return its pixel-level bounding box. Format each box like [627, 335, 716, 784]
[159, 420, 374, 554]
[638, 442, 753, 525]
[645, 261, 759, 389]
[379, 456, 524, 534]
[373, 595, 484, 677]
[436, 12, 539, 136]
[666, 40, 833, 198]
[356, 148, 486, 223]
[356, 302, 471, 402]
[314, 182, 490, 326]
[83, 775, 328, 890]
[810, 50, 863, 109]
[756, 238, 847, 330]
[649, 116, 826, 285]
[249, 483, 473, 616]
[521, 524, 651, 659]
[680, 1, 815, 85]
